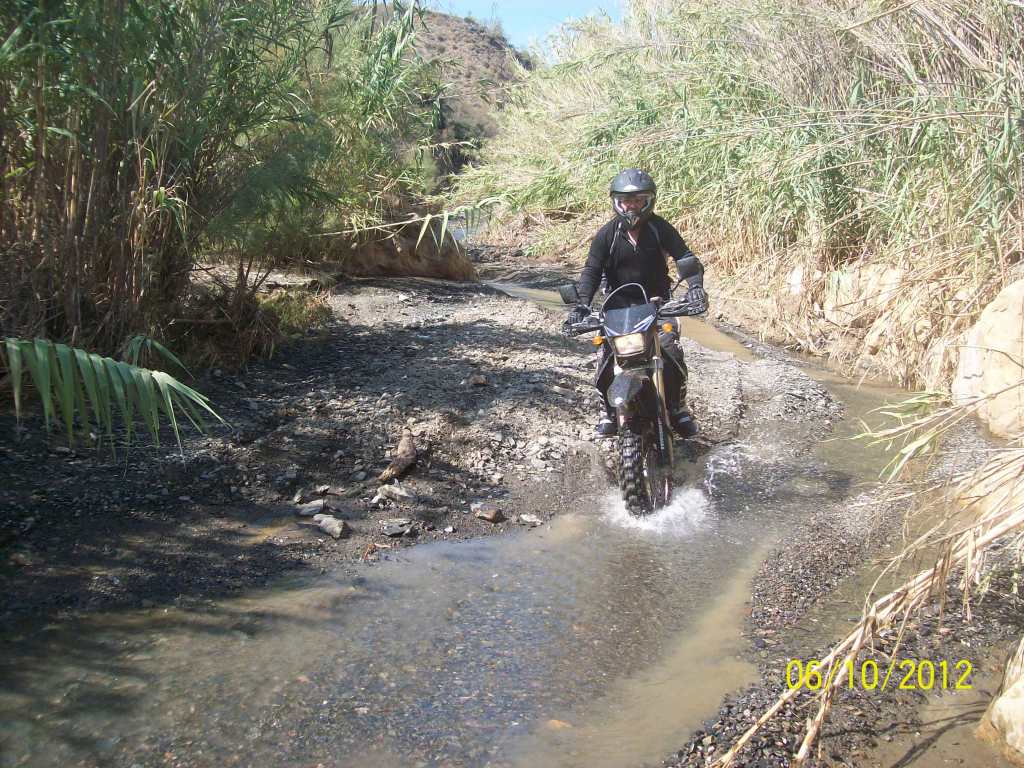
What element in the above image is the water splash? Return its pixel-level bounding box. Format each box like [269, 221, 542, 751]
[704, 442, 744, 497]
[602, 486, 710, 536]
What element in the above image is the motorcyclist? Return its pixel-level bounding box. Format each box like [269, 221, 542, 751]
[565, 169, 708, 438]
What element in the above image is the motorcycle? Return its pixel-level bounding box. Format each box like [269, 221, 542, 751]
[560, 265, 706, 516]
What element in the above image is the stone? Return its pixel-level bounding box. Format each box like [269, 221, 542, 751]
[317, 516, 349, 539]
[468, 374, 487, 386]
[372, 483, 414, 506]
[443, 526, 455, 534]
[979, 636, 1024, 765]
[952, 278, 1024, 438]
[296, 500, 324, 517]
[474, 504, 505, 524]
[380, 519, 413, 537]
[518, 513, 542, 527]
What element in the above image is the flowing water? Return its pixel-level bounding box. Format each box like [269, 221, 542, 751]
[0, 288, 904, 768]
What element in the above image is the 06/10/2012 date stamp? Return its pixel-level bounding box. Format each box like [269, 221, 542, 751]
[785, 658, 974, 692]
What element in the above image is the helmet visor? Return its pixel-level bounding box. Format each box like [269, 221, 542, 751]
[612, 192, 654, 216]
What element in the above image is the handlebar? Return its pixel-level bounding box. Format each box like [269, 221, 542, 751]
[564, 300, 706, 336]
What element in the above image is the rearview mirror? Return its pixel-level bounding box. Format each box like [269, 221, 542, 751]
[558, 284, 582, 305]
[674, 256, 703, 281]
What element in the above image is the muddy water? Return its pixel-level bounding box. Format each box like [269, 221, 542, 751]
[0, 291, 900, 768]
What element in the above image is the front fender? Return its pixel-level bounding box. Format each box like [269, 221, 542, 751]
[608, 370, 649, 410]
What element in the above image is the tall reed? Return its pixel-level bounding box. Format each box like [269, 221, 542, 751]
[456, 0, 1024, 389]
[0, 1, 441, 352]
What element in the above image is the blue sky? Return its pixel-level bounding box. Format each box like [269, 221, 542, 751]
[425, 1, 623, 49]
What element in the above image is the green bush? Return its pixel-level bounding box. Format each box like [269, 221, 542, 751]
[1, 0, 441, 350]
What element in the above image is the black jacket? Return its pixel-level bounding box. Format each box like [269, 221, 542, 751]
[577, 215, 700, 305]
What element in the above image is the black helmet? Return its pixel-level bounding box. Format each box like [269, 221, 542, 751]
[609, 169, 656, 228]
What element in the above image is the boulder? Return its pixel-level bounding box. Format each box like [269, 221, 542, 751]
[978, 636, 1024, 766]
[952, 279, 1024, 438]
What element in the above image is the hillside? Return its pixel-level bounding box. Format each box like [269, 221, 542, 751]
[414, 10, 532, 173]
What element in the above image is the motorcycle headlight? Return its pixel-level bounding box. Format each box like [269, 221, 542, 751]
[610, 332, 646, 356]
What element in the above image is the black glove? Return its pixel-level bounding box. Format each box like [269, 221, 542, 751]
[562, 305, 590, 336]
[685, 285, 709, 314]
[568, 305, 589, 325]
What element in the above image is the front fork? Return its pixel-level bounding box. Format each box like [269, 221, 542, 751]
[613, 336, 674, 466]
[651, 335, 674, 466]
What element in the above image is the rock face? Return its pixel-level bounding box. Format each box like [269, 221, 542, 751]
[952, 279, 1024, 438]
[979, 636, 1024, 766]
[821, 265, 904, 329]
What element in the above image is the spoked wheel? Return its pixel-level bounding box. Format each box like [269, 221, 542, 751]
[619, 430, 673, 516]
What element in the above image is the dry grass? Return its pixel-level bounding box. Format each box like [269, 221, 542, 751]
[454, 0, 1024, 391]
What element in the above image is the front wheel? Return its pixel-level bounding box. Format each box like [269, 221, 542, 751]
[618, 430, 672, 516]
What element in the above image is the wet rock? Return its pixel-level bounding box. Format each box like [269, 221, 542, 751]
[352, 471, 368, 482]
[380, 518, 413, 537]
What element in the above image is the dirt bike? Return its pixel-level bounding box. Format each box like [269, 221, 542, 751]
[560, 277, 706, 516]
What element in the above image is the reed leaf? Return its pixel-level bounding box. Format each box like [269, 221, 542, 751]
[0, 338, 224, 450]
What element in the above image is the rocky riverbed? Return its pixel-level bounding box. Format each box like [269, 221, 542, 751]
[2, 255, 1020, 768]
[0, 263, 842, 626]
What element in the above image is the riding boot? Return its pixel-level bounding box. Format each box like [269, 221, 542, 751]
[595, 396, 618, 437]
[666, 371, 698, 438]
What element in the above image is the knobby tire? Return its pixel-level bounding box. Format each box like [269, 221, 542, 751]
[619, 431, 652, 516]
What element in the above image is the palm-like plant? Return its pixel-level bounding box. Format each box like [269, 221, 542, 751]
[2, 338, 224, 451]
